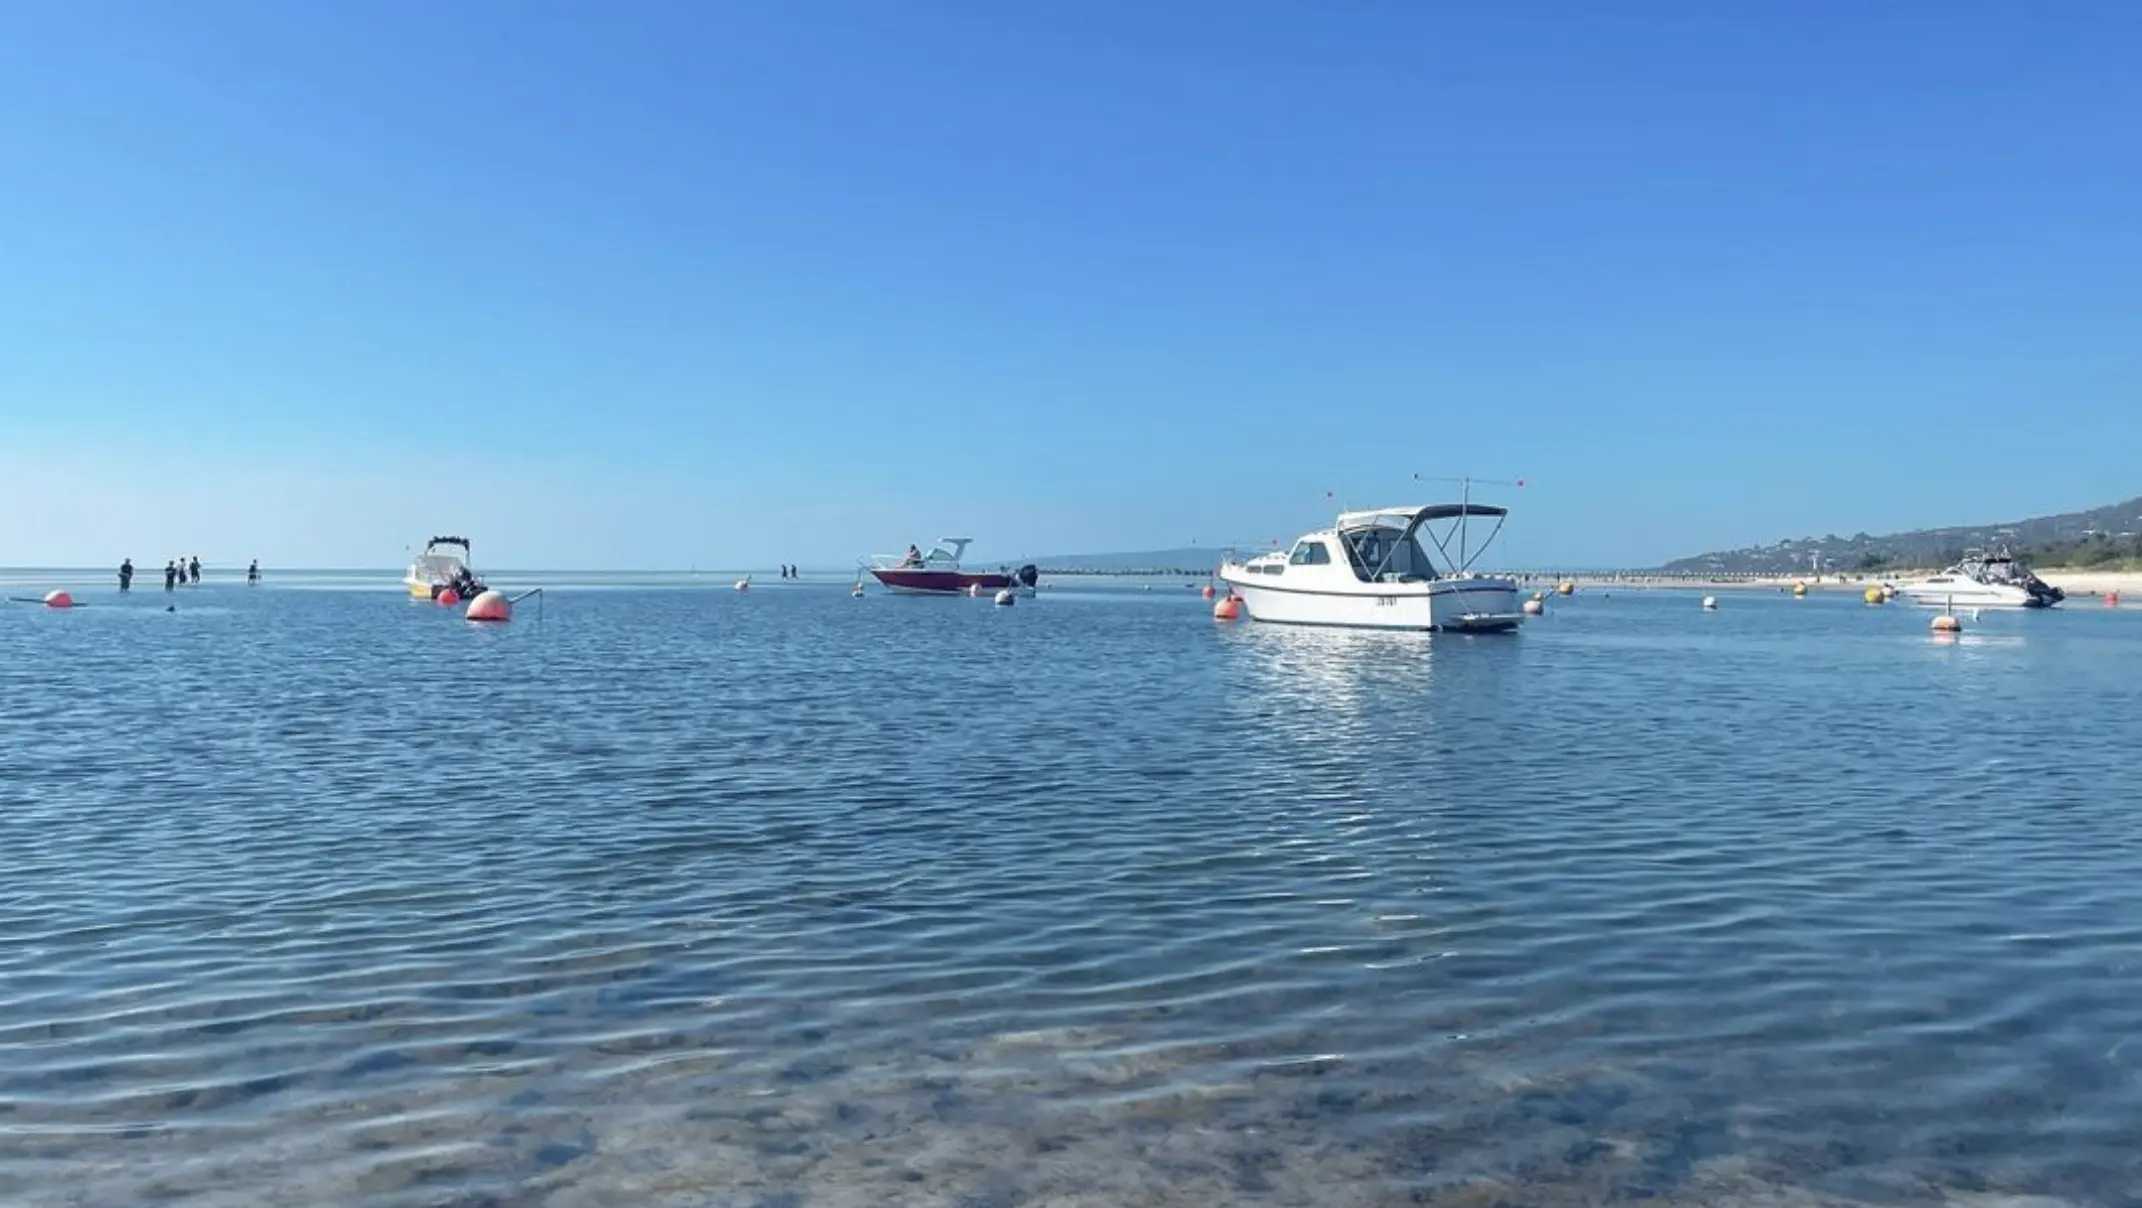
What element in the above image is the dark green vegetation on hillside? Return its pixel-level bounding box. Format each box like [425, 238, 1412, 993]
[1664, 496, 2142, 575]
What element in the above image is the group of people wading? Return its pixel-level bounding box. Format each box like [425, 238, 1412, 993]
[116, 557, 261, 591]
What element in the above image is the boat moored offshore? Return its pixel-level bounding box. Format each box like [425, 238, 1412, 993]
[1218, 499, 1526, 632]
[403, 536, 485, 600]
[864, 538, 1040, 596]
[1895, 547, 2064, 609]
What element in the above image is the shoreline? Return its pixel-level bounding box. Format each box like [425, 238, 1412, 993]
[1528, 568, 2139, 597]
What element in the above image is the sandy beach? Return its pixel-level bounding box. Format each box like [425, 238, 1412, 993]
[2038, 569, 2142, 597]
[1534, 568, 2139, 598]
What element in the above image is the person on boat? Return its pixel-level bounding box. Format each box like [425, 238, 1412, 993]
[247, 560, 260, 585]
[163, 561, 178, 591]
[188, 556, 201, 585]
[119, 558, 134, 592]
[901, 545, 923, 568]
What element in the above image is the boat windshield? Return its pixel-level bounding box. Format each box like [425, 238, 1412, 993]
[1340, 526, 1438, 582]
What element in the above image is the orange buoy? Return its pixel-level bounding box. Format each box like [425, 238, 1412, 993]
[1213, 595, 1243, 621]
[1201, 584, 1215, 600]
[2108, 592, 2121, 608]
[43, 590, 73, 609]
[436, 588, 460, 607]
[466, 589, 512, 623]
[1930, 613, 1962, 635]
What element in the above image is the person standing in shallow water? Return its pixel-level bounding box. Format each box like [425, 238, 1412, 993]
[247, 560, 259, 585]
[188, 557, 200, 585]
[164, 561, 178, 591]
[119, 558, 134, 591]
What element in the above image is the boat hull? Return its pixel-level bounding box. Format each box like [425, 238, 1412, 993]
[869, 568, 1019, 595]
[405, 575, 484, 600]
[1895, 582, 2058, 609]
[1218, 572, 1525, 632]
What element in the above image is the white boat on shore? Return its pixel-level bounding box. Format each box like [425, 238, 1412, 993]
[1217, 500, 1525, 632]
[1895, 547, 2064, 610]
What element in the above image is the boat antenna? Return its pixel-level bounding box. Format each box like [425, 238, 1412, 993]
[1460, 477, 1470, 569]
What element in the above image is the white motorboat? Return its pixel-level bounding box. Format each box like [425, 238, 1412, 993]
[1218, 499, 1526, 632]
[1894, 547, 2064, 610]
[403, 535, 484, 600]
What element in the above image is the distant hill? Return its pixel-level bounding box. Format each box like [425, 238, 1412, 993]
[1663, 495, 2142, 574]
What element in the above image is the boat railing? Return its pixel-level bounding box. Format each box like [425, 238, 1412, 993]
[864, 551, 964, 571]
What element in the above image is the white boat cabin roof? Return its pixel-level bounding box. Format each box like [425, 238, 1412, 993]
[1241, 501, 1509, 579]
[1335, 503, 1506, 531]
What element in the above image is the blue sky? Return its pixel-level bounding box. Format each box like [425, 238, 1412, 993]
[3, 2, 2137, 569]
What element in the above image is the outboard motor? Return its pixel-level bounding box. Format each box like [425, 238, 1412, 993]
[1015, 564, 1040, 590]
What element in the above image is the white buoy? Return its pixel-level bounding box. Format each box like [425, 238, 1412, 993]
[994, 588, 1015, 606]
[734, 576, 750, 592]
[1702, 596, 1718, 610]
[852, 583, 865, 598]
[1522, 598, 1544, 616]
[968, 583, 982, 597]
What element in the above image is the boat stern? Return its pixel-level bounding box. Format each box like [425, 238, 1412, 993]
[1433, 578, 1525, 632]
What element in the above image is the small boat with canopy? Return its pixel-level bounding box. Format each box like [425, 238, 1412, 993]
[404, 536, 485, 601]
[1218, 496, 1525, 632]
[1896, 547, 2064, 609]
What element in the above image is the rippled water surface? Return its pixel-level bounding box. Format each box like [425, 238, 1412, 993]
[5, 582, 2141, 1207]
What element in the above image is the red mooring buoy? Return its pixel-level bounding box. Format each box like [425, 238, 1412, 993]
[465, 589, 512, 623]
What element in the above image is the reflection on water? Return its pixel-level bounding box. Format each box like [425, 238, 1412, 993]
[2, 585, 2139, 1206]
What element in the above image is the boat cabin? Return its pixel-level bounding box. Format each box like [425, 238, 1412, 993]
[411, 536, 473, 581]
[1244, 504, 1508, 585]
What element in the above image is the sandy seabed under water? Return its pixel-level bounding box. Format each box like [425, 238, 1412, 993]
[9, 1017, 2105, 1208]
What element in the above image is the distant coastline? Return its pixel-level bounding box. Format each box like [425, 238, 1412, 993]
[1665, 494, 2142, 576]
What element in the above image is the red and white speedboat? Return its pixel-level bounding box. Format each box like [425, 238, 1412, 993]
[864, 538, 1040, 596]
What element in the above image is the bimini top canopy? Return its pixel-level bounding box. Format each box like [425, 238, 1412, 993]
[426, 536, 471, 551]
[1336, 503, 1507, 530]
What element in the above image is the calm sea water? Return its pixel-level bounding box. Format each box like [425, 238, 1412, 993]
[4, 580, 2140, 1207]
